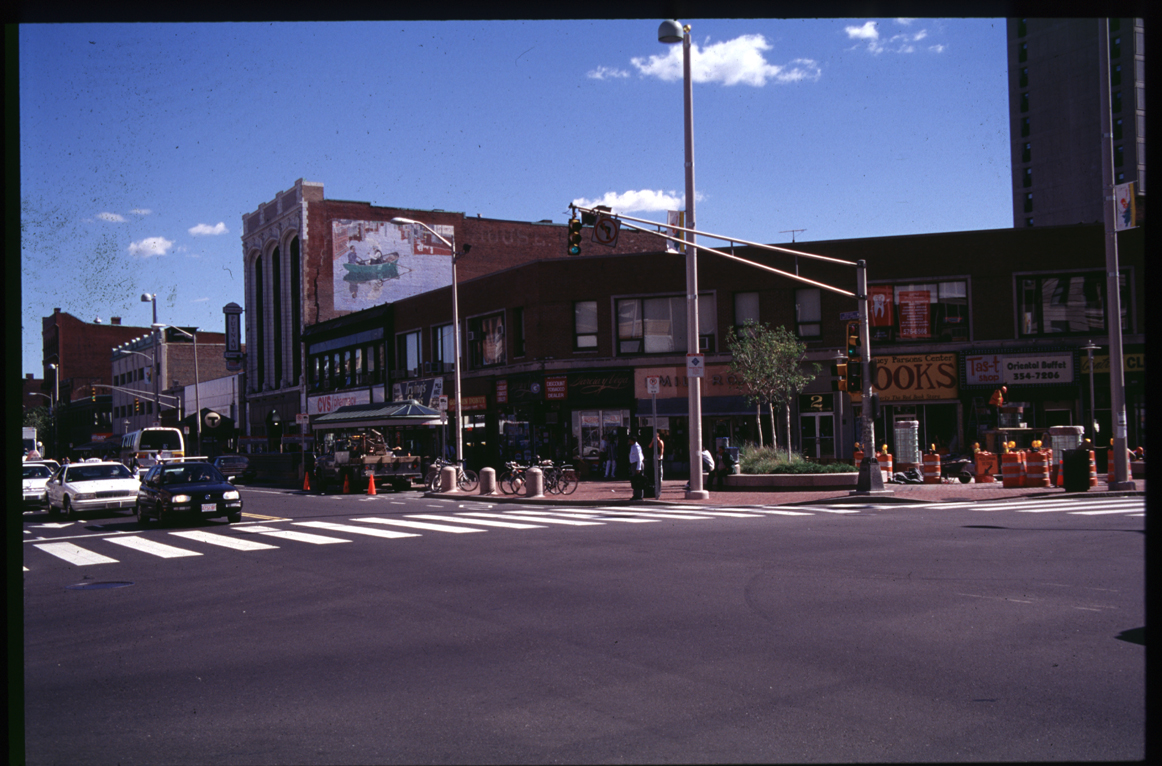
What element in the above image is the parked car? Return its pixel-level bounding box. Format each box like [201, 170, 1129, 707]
[22, 462, 55, 509]
[211, 454, 257, 484]
[136, 461, 243, 526]
[45, 461, 140, 519]
[24, 459, 61, 474]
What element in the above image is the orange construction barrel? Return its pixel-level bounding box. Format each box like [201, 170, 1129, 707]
[975, 451, 998, 483]
[922, 452, 941, 484]
[1001, 451, 1026, 488]
[1024, 449, 1050, 488]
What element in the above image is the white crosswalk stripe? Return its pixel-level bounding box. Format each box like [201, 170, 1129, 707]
[510, 510, 659, 523]
[105, 536, 202, 559]
[244, 525, 352, 545]
[406, 514, 547, 529]
[294, 521, 420, 539]
[352, 517, 486, 533]
[33, 542, 119, 566]
[460, 511, 603, 526]
[170, 530, 279, 551]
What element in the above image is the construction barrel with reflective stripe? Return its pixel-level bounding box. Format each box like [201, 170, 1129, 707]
[1024, 449, 1050, 488]
[1001, 451, 1026, 488]
[975, 451, 998, 483]
[921, 452, 941, 484]
[1088, 450, 1098, 487]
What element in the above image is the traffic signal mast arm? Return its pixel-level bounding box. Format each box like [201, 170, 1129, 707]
[571, 202, 884, 491]
[570, 203, 855, 297]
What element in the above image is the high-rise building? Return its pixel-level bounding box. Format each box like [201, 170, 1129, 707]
[1007, 17, 1145, 227]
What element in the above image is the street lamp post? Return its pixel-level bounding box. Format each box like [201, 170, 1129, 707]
[155, 324, 200, 456]
[390, 217, 467, 466]
[141, 293, 159, 426]
[1082, 340, 1098, 442]
[47, 363, 60, 458]
[659, 19, 708, 500]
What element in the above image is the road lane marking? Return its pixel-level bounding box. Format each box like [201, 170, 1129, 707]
[169, 530, 279, 551]
[524, 511, 659, 523]
[241, 512, 290, 521]
[105, 536, 202, 558]
[295, 521, 420, 539]
[352, 517, 486, 534]
[407, 514, 547, 529]
[32, 542, 118, 566]
[748, 509, 815, 516]
[244, 525, 352, 545]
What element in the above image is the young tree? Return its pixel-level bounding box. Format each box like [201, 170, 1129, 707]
[727, 321, 820, 459]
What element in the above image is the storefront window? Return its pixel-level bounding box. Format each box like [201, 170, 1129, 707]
[1017, 270, 1130, 337]
[397, 330, 421, 377]
[795, 288, 822, 337]
[433, 323, 455, 372]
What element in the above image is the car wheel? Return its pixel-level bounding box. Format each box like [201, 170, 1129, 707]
[63, 497, 75, 521]
[227, 511, 242, 523]
[136, 502, 150, 526]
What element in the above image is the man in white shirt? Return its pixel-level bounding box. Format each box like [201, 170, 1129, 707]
[628, 434, 645, 501]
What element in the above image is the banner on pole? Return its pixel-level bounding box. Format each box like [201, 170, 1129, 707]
[1114, 182, 1137, 230]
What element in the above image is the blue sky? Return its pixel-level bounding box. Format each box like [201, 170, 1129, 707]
[19, 18, 1012, 376]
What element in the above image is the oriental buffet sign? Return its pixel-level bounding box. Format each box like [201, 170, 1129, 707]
[848, 353, 958, 403]
[964, 352, 1075, 387]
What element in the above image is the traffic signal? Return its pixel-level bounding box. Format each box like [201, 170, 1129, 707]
[91, 388, 97, 402]
[845, 321, 862, 391]
[830, 361, 848, 392]
[134, 397, 140, 414]
[567, 218, 582, 255]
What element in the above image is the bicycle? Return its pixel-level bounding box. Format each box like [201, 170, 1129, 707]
[426, 458, 479, 493]
[499, 461, 527, 495]
[544, 463, 578, 495]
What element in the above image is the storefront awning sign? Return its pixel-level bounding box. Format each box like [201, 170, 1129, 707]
[964, 352, 1074, 386]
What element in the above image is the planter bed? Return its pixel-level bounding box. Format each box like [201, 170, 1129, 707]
[724, 472, 860, 490]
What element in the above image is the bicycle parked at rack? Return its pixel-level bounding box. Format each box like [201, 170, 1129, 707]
[499, 460, 528, 495]
[542, 462, 578, 495]
[425, 458, 479, 493]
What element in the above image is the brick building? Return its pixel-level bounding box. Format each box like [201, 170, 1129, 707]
[40, 310, 152, 456]
[240, 179, 664, 444]
[295, 221, 1144, 474]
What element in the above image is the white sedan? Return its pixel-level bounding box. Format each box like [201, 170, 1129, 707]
[22, 462, 55, 509]
[45, 461, 141, 520]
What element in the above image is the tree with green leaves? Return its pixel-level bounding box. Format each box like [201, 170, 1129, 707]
[726, 321, 820, 460]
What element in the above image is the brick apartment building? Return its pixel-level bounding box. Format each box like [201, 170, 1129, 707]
[291, 221, 1144, 476]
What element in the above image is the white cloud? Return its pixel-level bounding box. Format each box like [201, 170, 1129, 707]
[189, 222, 228, 236]
[572, 189, 684, 213]
[587, 65, 630, 80]
[97, 212, 127, 222]
[847, 21, 940, 54]
[127, 236, 174, 257]
[631, 34, 820, 87]
[845, 21, 879, 40]
[191, 297, 209, 303]
[130, 209, 152, 216]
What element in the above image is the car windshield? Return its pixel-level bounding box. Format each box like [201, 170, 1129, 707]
[23, 465, 52, 479]
[66, 464, 134, 482]
[159, 464, 226, 485]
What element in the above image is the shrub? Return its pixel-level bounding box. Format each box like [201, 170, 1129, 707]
[737, 444, 857, 474]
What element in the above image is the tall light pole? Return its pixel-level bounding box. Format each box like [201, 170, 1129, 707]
[390, 217, 467, 466]
[141, 293, 159, 426]
[1097, 18, 1134, 489]
[659, 19, 708, 500]
[48, 362, 60, 458]
[155, 324, 200, 456]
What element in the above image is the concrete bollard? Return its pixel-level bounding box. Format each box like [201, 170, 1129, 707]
[523, 466, 544, 498]
[479, 467, 497, 495]
[440, 465, 459, 493]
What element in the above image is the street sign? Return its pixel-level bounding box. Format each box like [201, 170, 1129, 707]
[592, 214, 620, 247]
[646, 375, 661, 395]
[840, 311, 859, 321]
[438, 395, 449, 412]
[686, 354, 705, 378]
[204, 411, 221, 429]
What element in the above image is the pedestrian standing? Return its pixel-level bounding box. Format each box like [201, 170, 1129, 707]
[600, 432, 614, 479]
[649, 431, 665, 497]
[628, 434, 645, 501]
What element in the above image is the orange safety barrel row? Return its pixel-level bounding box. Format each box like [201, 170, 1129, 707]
[921, 453, 941, 484]
[1001, 451, 1026, 488]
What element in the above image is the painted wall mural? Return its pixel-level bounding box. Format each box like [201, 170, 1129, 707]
[331, 219, 454, 312]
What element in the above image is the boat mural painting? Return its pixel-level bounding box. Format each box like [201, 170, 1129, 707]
[332, 219, 454, 312]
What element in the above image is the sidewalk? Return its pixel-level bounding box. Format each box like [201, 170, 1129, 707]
[429, 476, 1147, 507]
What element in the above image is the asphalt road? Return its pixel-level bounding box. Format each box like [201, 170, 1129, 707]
[19, 488, 1145, 764]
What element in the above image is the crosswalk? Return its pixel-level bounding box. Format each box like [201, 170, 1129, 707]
[24, 496, 1144, 569]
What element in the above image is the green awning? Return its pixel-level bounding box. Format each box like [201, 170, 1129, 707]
[312, 399, 444, 429]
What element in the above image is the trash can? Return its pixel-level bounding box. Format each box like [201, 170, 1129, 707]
[1061, 448, 1091, 493]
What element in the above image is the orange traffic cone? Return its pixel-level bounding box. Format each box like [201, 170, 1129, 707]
[342, 473, 350, 494]
[368, 475, 376, 495]
[303, 469, 311, 491]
